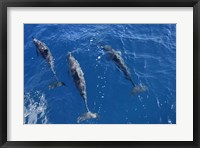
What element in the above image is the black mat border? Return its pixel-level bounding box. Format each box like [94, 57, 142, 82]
[0, 0, 199, 147]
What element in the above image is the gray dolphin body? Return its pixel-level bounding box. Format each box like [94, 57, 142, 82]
[67, 52, 98, 123]
[103, 45, 136, 86]
[33, 37, 65, 89]
[102, 45, 147, 95]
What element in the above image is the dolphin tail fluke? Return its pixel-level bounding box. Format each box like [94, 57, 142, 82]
[77, 101, 99, 123]
[48, 69, 66, 89]
[48, 81, 66, 89]
[77, 111, 98, 123]
[131, 84, 148, 96]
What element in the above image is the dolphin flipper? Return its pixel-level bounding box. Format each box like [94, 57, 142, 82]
[115, 66, 121, 73]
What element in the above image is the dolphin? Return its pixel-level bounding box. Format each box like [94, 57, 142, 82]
[67, 52, 98, 123]
[102, 45, 147, 95]
[32, 37, 65, 89]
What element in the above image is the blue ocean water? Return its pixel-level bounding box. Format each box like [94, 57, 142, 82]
[24, 24, 176, 124]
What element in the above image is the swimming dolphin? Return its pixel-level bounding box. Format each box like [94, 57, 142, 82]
[32, 37, 65, 89]
[67, 52, 98, 123]
[102, 45, 147, 95]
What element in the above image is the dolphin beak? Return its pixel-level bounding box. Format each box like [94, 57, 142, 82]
[67, 53, 71, 59]
[33, 38, 37, 43]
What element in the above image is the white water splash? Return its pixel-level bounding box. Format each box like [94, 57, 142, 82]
[24, 91, 48, 124]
